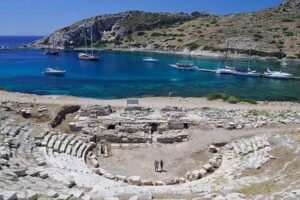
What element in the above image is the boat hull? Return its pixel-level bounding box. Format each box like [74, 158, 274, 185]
[263, 75, 292, 80]
[143, 59, 158, 63]
[170, 64, 197, 71]
[44, 72, 65, 76]
[232, 72, 261, 77]
[78, 53, 100, 61]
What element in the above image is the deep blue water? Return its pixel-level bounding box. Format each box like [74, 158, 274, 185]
[0, 36, 42, 48]
[0, 36, 299, 101]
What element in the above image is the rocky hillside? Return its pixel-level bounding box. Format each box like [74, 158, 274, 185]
[31, 0, 300, 58]
[119, 0, 299, 58]
[30, 11, 191, 48]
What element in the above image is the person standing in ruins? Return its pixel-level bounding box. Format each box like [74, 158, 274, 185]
[160, 160, 164, 172]
[154, 160, 159, 172]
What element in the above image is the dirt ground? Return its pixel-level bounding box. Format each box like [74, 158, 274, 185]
[98, 127, 286, 182]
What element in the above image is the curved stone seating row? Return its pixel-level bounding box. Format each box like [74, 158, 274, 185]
[225, 135, 273, 170]
[36, 132, 96, 173]
[231, 136, 271, 157]
[185, 153, 222, 182]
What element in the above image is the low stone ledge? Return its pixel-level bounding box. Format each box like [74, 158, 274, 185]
[128, 176, 142, 186]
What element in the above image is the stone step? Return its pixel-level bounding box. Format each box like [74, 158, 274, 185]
[59, 135, 75, 153]
[71, 141, 83, 157]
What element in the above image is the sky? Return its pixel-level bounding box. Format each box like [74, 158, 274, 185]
[0, 0, 284, 36]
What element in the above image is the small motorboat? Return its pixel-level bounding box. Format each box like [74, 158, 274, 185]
[263, 68, 293, 80]
[44, 49, 59, 55]
[232, 67, 261, 77]
[78, 53, 99, 61]
[170, 61, 197, 71]
[43, 68, 66, 76]
[143, 57, 158, 63]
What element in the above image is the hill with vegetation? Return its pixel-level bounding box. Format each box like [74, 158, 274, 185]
[31, 0, 300, 59]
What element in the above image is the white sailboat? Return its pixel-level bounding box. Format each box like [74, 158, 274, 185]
[216, 42, 234, 74]
[231, 50, 261, 77]
[78, 27, 99, 61]
[263, 68, 293, 80]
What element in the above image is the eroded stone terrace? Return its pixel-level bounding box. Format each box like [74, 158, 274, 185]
[0, 101, 299, 200]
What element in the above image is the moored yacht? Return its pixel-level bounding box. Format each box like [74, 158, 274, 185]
[215, 66, 235, 74]
[43, 68, 66, 76]
[78, 53, 99, 61]
[170, 61, 197, 71]
[263, 69, 293, 80]
[78, 27, 100, 61]
[143, 57, 158, 63]
[232, 67, 261, 77]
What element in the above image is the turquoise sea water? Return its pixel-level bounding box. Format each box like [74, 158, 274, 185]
[0, 36, 299, 101]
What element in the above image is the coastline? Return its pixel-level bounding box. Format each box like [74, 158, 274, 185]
[1, 90, 299, 111]
[73, 47, 288, 61]
[63, 47, 298, 62]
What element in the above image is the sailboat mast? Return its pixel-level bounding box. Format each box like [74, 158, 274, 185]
[248, 49, 252, 69]
[91, 27, 93, 56]
[85, 28, 87, 54]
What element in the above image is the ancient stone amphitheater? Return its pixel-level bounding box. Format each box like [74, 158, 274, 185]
[0, 101, 299, 199]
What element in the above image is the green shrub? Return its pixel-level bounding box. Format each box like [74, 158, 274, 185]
[227, 96, 239, 104]
[206, 93, 230, 101]
[206, 93, 257, 104]
[253, 34, 264, 39]
[164, 38, 176, 42]
[114, 40, 122, 45]
[94, 40, 112, 48]
[151, 32, 167, 37]
[282, 18, 294, 22]
[284, 31, 294, 36]
[137, 31, 145, 36]
[186, 42, 200, 51]
[177, 39, 183, 42]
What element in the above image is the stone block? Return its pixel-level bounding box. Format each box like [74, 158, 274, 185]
[39, 172, 48, 179]
[27, 190, 38, 200]
[12, 168, 27, 177]
[57, 194, 71, 200]
[141, 180, 153, 186]
[202, 163, 213, 172]
[1, 191, 17, 200]
[115, 175, 127, 182]
[208, 144, 218, 153]
[128, 176, 141, 186]
[104, 172, 115, 180]
[153, 181, 165, 186]
[47, 190, 58, 198]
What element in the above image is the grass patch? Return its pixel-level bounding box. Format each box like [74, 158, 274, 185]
[206, 93, 257, 104]
[237, 181, 282, 196]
